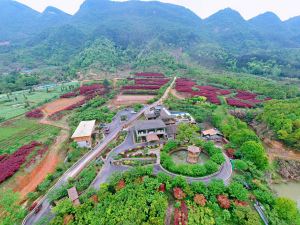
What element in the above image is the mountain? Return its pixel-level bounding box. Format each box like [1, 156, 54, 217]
[0, 0, 39, 40]
[38, 6, 71, 28]
[201, 8, 258, 51]
[249, 12, 293, 47]
[2, 0, 300, 78]
[72, 0, 202, 47]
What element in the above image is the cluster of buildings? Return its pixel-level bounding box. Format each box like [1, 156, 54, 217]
[70, 105, 224, 148]
[133, 106, 196, 143]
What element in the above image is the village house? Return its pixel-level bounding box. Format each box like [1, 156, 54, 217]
[134, 119, 167, 142]
[71, 120, 96, 148]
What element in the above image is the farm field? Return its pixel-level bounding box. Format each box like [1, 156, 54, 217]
[112, 94, 155, 106]
[0, 82, 79, 120]
[41, 95, 86, 116]
[0, 118, 60, 154]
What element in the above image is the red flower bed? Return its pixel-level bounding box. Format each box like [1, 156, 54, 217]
[0, 142, 41, 183]
[135, 72, 165, 78]
[26, 109, 44, 118]
[236, 90, 257, 100]
[78, 84, 105, 96]
[134, 79, 170, 86]
[226, 98, 254, 108]
[0, 154, 8, 162]
[217, 195, 231, 209]
[60, 92, 78, 98]
[174, 201, 188, 225]
[122, 85, 161, 90]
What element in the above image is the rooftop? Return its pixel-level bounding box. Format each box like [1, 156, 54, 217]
[71, 120, 96, 138]
[67, 187, 79, 201]
[201, 128, 221, 136]
[134, 119, 166, 131]
[188, 145, 201, 153]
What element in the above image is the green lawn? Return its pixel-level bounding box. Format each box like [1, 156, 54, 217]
[0, 81, 79, 120]
[0, 118, 60, 155]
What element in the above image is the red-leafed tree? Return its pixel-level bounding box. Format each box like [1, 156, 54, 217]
[217, 195, 231, 209]
[116, 180, 126, 191]
[173, 187, 186, 200]
[194, 194, 207, 206]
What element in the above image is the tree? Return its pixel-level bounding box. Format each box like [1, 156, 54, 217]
[234, 160, 248, 171]
[0, 189, 27, 225]
[228, 181, 248, 201]
[176, 123, 199, 144]
[233, 206, 261, 225]
[103, 79, 110, 91]
[274, 197, 300, 224]
[208, 179, 226, 198]
[240, 141, 268, 170]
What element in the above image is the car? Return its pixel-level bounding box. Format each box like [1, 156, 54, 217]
[130, 111, 137, 114]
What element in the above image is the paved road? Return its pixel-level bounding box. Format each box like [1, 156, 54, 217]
[23, 78, 176, 225]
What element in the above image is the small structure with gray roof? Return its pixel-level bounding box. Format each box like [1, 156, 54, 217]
[71, 120, 96, 148]
[134, 119, 167, 142]
[67, 187, 80, 206]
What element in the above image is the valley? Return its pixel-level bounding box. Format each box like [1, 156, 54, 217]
[0, 0, 300, 225]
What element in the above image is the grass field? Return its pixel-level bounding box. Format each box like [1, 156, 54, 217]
[0, 118, 60, 155]
[0, 81, 79, 120]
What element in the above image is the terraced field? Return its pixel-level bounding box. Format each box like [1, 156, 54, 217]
[0, 118, 60, 154]
[0, 81, 79, 120]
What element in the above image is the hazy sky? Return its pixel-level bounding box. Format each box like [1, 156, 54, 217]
[16, 0, 300, 20]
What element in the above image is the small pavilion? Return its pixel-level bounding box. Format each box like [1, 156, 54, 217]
[187, 145, 201, 164]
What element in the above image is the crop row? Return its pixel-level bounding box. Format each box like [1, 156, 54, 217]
[60, 84, 106, 99]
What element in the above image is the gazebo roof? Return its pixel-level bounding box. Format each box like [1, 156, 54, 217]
[188, 145, 200, 153]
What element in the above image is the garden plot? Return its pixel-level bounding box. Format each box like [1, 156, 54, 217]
[41, 95, 86, 116]
[113, 94, 155, 106]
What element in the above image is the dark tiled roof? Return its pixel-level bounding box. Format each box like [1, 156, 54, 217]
[134, 119, 166, 130]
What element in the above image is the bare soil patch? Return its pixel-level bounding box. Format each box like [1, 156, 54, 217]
[13, 129, 69, 198]
[112, 94, 155, 106]
[41, 96, 85, 116]
[170, 89, 188, 100]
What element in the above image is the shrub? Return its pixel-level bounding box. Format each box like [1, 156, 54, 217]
[25, 109, 43, 118]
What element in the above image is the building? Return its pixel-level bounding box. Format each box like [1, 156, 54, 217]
[71, 120, 96, 148]
[166, 124, 178, 139]
[67, 187, 80, 206]
[187, 146, 201, 164]
[134, 119, 167, 142]
[201, 128, 223, 140]
[144, 106, 195, 125]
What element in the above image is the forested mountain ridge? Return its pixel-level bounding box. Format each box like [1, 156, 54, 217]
[1, 0, 300, 78]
